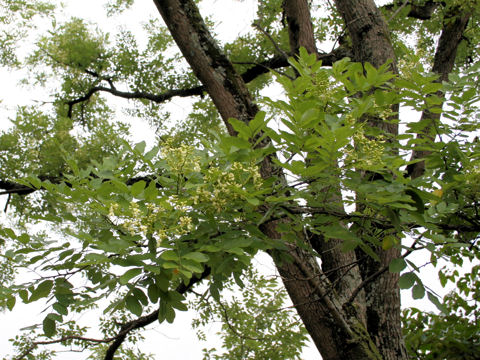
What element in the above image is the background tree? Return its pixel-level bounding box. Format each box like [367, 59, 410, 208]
[0, 0, 479, 359]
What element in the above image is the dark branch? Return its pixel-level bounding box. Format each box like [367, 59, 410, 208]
[0, 180, 35, 196]
[66, 85, 203, 118]
[383, 0, 440, 21]
[66, 46, 352, 118]
[0, 177, 62, 196]
[0, 175, 158, 196]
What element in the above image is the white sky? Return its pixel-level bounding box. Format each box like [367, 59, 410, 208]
[0, 1, 459, 359]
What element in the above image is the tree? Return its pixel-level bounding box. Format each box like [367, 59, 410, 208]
[0, 0, 479, 359]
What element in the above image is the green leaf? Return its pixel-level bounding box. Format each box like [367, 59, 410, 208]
[412, 283, 425, 299]
[181, 260, 204, 274]
[427, 291, 447, 313]
[229, 118, 251, 139]
[131, 180, 146, 197]
[132, 288, 149, 306]
[53, 302, 68, 316]
[158, 299, 169, 323]
[399, 272, 417, 289]
[161, 251, 180, 261]
[18, 290, 29, 303]
[125, 295, 142, 316]
[248, 111, 267, 135]
[30, 280, 54, 302]
[165, 304, 176, 323]
[134, 141, 146, 154]
[119, 268, 142, 285]
[6, 296, 16, 311]
[43, 316, 56, 337]
[162, 262, 179, 269]
[389, 258, 407, 273]
[148, 283, 160, 303]
[144, 180, 158, 201]
[182, 252, 209, 263]
[170, 300, 188, 311]
[221, 237, 252, 250]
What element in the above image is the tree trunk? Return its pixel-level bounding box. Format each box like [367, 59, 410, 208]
[333, 1, 408, 359]
[154, 1, 384, 358]
[408, 10, 471, 178]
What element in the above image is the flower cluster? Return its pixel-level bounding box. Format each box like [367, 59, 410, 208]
[192, 162, 263, 212]
[397, 48, 428, 80]
[161, 139, 201, 175]
[345, 128, 386, 170]
[108, 199, 194, 244]
[309, 71, 333, 103]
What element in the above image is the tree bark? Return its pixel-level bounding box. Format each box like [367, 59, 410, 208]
[333, 1, 408, 359]
[282, 0, 317, 54]
[153, 0, 258, 135]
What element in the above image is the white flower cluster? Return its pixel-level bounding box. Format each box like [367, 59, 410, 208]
[108, 199, 194, 245]
[192, 161, 263, 212]
[345, 128, 386, 169]
[161, 140, 201, 174]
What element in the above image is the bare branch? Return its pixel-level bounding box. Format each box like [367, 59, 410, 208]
[65, 44, 352, 119]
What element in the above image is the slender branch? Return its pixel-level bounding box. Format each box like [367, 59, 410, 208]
[252, 21, 289, 60]
[15, 335, 112, 360]
[65, 44, 352, 119]
[346, 238, 420, 305]
[387, 0, 409, 23]
[382, 0, 440, 21]
[103, 267, 211, 360]
[217, 300, 267, 341]
[66, 85, 203, 118]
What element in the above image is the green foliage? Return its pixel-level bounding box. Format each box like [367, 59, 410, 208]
[0, 0, 54, 65]
[0, 1, 480, 359]
[191, 269, 309, 360]
[403, 264, 480, 359]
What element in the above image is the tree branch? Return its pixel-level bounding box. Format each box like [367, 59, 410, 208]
[346, 237, 421, 305]
[66, 85, 204, 118]
[407, 10, 471, 178]
[383, 0, 440, 21]
[103, 267, 211, 360]
[65, 44, 352, 119]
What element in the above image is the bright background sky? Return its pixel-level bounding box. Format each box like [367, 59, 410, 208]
[0, 1, 458, 359]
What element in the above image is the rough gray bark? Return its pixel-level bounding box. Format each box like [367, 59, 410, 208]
[333, 1, 407, 359]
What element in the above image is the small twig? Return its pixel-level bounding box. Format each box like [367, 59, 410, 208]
[14, 335, 114, 360]
[217, 300, 266, 341]
[252, 21, 290, 61]
[387, 0, 409, 23]
[4, 193, 11, 212]
[346, 237, 421, 305]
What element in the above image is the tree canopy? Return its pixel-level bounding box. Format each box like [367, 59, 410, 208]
[0, 1, 479, 359]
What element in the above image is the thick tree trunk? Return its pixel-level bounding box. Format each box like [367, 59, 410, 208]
[333, 1, 408, 359]
[153, 0, 258, 134]
[282, 0, 368, 321]
[282, 0, 317, 55]
[154, 1, 382, 359]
